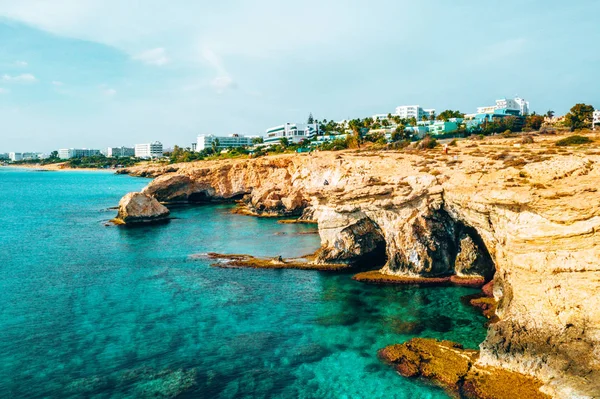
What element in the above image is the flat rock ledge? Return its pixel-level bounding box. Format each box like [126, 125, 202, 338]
[194, 253, 349, 271]
[353, 271, 486, 287]
[113, 192, 170, 225]
[379, 338, 550, 399]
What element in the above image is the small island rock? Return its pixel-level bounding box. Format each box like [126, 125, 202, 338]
[114, 192, 170, 225]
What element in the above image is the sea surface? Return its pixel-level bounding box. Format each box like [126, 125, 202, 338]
[0, 168, 488, 398]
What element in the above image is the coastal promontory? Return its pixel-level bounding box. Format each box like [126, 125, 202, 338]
[118, 131, 600, 398]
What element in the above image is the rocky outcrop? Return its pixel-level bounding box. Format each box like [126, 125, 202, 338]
[118, 132, 600, 398]
[379, 338, 551, 399]
[114, 192, 170, 225]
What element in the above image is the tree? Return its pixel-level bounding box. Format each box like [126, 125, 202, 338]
[347, 119, 363, 149]
[211, 138, 220, 154]
[391, 124, 406, 141]
[307, 113, 314, 124]
[382, 119, 390, 127]
[49, 150, 59, 159]
[409, 117, 417, 126]
[525, 114, 545, 131]
[251, 137, 264, 144]
[437, 110, 465, 121]
[546, 110, 555, 118]
[564, 103, 594, 131]
[279, 137, 290, 148]
[421, 115, 429, 122]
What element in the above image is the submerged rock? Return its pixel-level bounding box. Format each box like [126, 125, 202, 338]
[379, 338, 550, 399]
[114, 192, 170, 225]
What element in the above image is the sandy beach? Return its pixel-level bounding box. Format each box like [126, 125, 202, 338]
[2, 163, 117, 172]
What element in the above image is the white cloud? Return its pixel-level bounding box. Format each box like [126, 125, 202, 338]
[103, 88, 117, 96]
[52, 81, 64, 86]
[15, 60, 28, 67]
[201, 47, 235, 93]
[0, 87, 9, 94]
[2, 73, 37, 83]
[132, 47, 169, 66]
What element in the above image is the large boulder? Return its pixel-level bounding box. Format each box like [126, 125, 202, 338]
[114, 192, 170, 225]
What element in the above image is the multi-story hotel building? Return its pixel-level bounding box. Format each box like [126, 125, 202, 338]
[196, 134, 252, 151]
[58, 149, 101, 159]
[107, 147, 135, 157]
[264, 123, 319, 144]
[134, 142, 163, 159]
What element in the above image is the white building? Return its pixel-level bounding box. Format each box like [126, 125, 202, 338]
[9, 152, 23, 162]
[196, 134, 252, 152]
[515, 97, 530, 115]
[58, 149, 101, 159]
[394, 105, 435, 121]
[22, 152, 44, 161]
[264, 123, 319, 144]
[593, 109, 600, 129]
[477, 97, 529, 115]
[107, 147, 135, 157]
[134, 142, 163, 159]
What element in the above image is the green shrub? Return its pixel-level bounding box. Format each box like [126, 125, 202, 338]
[555, 135, 593, 146]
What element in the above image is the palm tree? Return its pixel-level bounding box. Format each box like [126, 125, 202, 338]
[546, 110, 555, 118]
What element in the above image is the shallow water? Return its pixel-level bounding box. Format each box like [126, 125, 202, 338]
[0, 168, 488, 398]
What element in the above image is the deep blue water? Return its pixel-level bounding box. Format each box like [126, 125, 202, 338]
[0, 168, 488, 398]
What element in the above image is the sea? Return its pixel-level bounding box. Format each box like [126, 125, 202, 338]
[0, 167, 488, 398]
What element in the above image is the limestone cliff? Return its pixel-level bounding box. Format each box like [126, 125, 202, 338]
[120, 133, 600, 398]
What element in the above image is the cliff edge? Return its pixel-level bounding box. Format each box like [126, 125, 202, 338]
[119, 132, 600, 398]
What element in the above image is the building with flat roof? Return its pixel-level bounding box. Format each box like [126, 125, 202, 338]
[477, 97, 529, 116]
[58, 149, 101, 159]
[196, 134, 252, 152]
[593, 109, 600, 129]
[394, 105, 435, 121]
[9, 152, 23, 162]
[107, 147, 135, 157]
[134, 142, 163, 159]
[0, 153, 8, 160]
[264, 123, 319, 144]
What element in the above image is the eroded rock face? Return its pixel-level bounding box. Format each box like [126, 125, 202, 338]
[119, 137, 600, 398]
[115, 192, 170, 224]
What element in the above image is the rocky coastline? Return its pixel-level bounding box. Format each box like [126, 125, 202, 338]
[116, 132, 600, 398]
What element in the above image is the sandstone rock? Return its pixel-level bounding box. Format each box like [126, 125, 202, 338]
[455, 233, 494, 280]
[115, 192, 170, 224]
[120, 137, 600, 398]
[379, 338, 550, 399]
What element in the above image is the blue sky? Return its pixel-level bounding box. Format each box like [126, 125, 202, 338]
[0, 0, 599, 152]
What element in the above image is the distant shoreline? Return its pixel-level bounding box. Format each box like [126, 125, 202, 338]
[2, 164, 116, 172]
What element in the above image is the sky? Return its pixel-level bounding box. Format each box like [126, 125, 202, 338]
[0, 0, 599, 153]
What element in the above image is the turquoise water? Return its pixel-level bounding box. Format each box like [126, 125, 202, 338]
[0, 168, 488, 398]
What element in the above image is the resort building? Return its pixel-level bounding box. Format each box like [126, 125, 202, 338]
[593, 109, 600, 129]
[477, 97, 530, 116]
[107, 147, 135, 157]
[0, 153, 8, 160]
[196, 134, 252, 151]
[9, 152, 23, 161]
[394, 105, 435, 121]
[134, 142, 163, 159]
[418, 120, 460, 135]
[22, 152, 44, 161]
[264, 123, 319, 144]
[58, 148, 101, 159]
